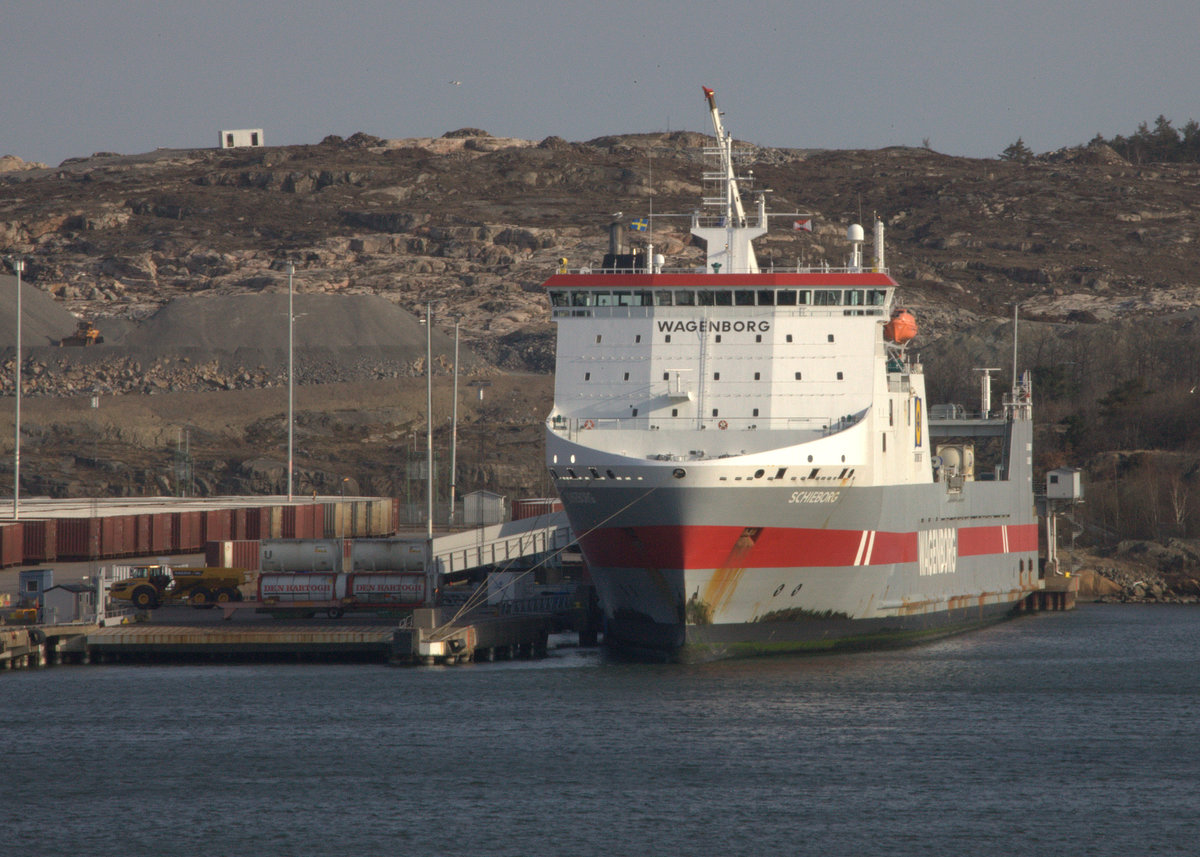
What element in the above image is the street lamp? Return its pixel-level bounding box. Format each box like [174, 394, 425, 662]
[286, 261, 295, 501]
[448, 317, 460, 527]
[424, 303, 433, 540]
[11, 257, 22, 520]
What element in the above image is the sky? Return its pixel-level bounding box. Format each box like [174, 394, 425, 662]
[3, 0, 1198, 167]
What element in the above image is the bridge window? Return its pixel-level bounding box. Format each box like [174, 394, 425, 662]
[614, 291, 633, 306]
[550, 291, 569, 306]
[777, 290, 797, 306]
[715, 291, 733, 306]
[735, 290, 755, 306]
[572, 291, 594, 307]
[797, 290, 811, 305]
[757, 290, 775, 306]
[596, 292, 617, 306]
[846, 290, 865, 306]
[654, 291, 673, 306]
[868, 289, 887, 306]
[814, 290, 841, 306]
[697, 290, 715, 306]
[675, 290, 695, 305]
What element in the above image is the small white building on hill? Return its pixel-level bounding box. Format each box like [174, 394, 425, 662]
[220, 129, 264, 149]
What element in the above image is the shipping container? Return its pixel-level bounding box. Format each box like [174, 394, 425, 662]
[230, 507, 247, 541]
[56, 518, 101, 561]
[202, 509, 232, 543]
[135, 514, 152, 554]
[283, 504, 322, 539]
[265, 506, 283, 540]
[0, 522, 24, 567]
[172, 511, 204, 552]
[150, 513, 172, 553]
[259, 538, 347, 573]
[205, 539, 261, 571]
[21, 519, 57, 564]
[351, 538, 427, 572]
[257, 572, 425, 606]
[100, 515, 137, 558]
[511, 498, 564, 521]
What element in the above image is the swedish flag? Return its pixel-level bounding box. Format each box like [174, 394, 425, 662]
[629, 218, 648, 232]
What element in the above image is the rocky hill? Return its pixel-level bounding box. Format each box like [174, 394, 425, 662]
[2, 129, 1200, 549]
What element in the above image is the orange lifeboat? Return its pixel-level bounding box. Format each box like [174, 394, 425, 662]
[884, 309, 917, 344]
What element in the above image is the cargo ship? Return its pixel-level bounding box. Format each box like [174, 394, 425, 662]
[542, 87, 1039, 661]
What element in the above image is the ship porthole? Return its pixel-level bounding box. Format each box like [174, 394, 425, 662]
[807, 455, 813, 463]
[753, 469, 765, 479]
[672, 468, 687, 479]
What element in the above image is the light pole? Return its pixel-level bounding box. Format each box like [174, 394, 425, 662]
[448, 317, 460, 527]
[425, 302, 434, 540]
[11, 257, 22, 520]
[286, 261, 295, 501]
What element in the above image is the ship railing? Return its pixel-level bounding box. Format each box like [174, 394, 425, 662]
[551, 305, 887, 320]
[560, 264, 889, 276]
[549, 413, 863, 440]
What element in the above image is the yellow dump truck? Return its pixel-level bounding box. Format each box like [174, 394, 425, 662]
[109, 566, 248, 609]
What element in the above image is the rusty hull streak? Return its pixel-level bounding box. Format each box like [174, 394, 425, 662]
[702, 527, 763, 617]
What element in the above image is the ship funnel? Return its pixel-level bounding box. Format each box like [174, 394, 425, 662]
[609, 221, 623, 256]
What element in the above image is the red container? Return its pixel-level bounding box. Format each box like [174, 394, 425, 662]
[283, 504, 321, 539]
[0, 522, 24, 567]
[100, 515, 137, 558]
[150, 513, 172, 552]
[231, 508, 248, 540]
[172, 511, 204, 553]
[57, 518, 101, 561]
[511, 498, 564, 521]
[203, 509, 232, 543]
[21, 519, 58, 564]
[135, 514, 152, 554]
[205, 539, 260, 571]
[244, 507, 268, 541]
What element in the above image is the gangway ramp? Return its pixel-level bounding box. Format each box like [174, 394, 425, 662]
[429, 511, 572, 575]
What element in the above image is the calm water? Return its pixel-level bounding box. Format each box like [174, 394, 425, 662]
[2, 605, 1198, 857]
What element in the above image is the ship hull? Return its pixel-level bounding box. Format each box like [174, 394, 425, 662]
[554, 443, 1038, 662]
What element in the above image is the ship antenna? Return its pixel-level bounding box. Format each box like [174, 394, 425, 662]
[1011, 303, 1019, 394]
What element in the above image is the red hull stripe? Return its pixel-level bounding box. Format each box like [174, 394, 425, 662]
[579, 524, 1037, 570]
[544, 272, 898, 289]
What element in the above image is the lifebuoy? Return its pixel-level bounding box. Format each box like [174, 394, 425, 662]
[582, 419, 595, 430]
[718, 419, 728, 430]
